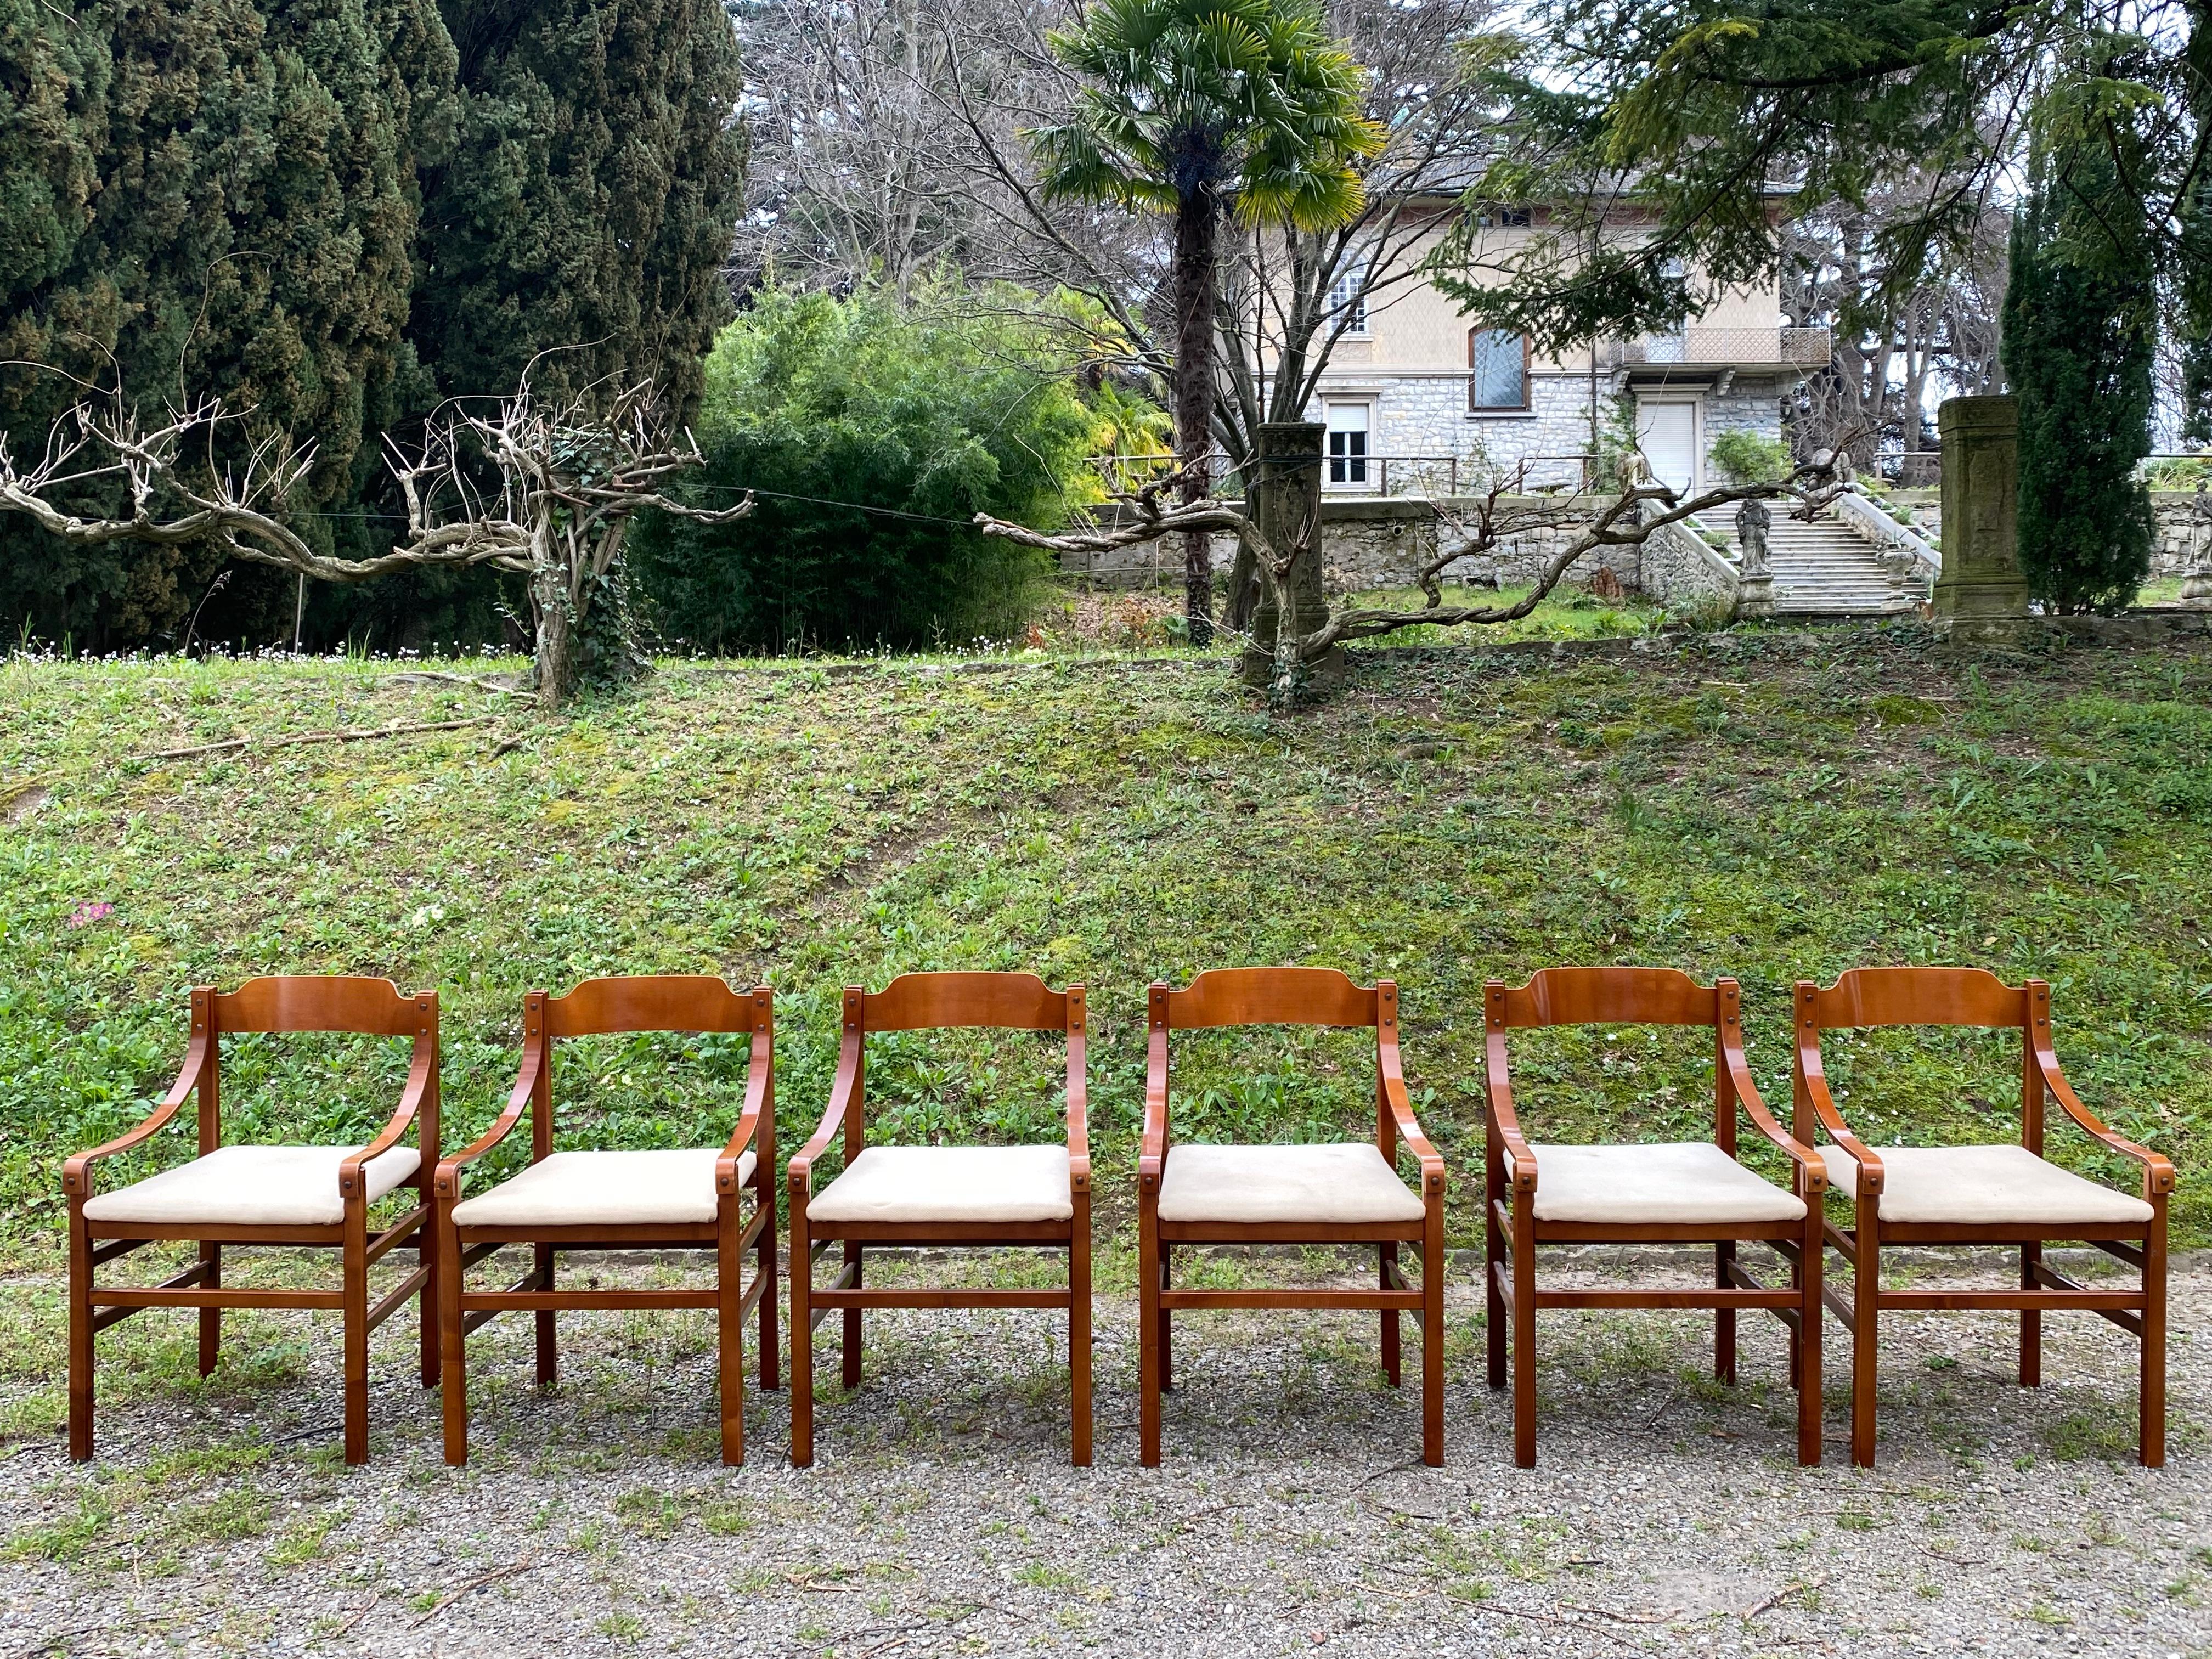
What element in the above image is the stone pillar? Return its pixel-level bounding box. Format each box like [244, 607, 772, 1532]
[1239, 421, 1342, 689]
[1930, 395, 2029, 619]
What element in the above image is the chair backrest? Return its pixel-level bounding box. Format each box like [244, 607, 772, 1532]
[1793, 966, 2041, 1147]
[854, 971, 1073, 1034]
[1153, 966, 1379, 1031]
[213, 975, 431, 1035]
[1798, 966, 2027, 1032]
[196, 977, 437, 1155]
[1486, 966, 1720, 1031]
[540, 974, 766, 1039]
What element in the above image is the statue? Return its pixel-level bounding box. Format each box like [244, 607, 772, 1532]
[1733, 495, 1775, 617]
[2183, 482, 2212, 608]
[1734, 496, 1771, 577]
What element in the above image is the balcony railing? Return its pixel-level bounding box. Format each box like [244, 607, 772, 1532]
[1601, 326, 1831, 370]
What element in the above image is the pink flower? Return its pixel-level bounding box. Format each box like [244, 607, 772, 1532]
[66, 901, 114, 929]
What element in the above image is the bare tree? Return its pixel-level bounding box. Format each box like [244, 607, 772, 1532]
[0, 380, 752, 707]
[975, 452, 1841, 702]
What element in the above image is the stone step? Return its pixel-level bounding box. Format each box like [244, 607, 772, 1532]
[1695, 505, 1914, 617]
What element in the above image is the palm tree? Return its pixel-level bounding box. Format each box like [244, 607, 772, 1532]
[1030, 0, 1382, 646]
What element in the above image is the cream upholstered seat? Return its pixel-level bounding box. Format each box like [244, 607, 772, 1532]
[1156, 1142, 1425, 1226]
[1526, 1142, 1808, 1226]
[81, 1144, 422, 1228]
[449, 1148, 757, 1228]
[807, 1145, 1072, 1224]
[1821, 1143, 2153, 1226]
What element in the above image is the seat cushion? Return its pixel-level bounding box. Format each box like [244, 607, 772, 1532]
[1527, 1142, 1808, 1225]
[81, 1143, 422, 1228]
[807, 1145, 1073, 1224]
[1155, 1143, 1425, 1226]
[449, 1148, 756, 1228]
[1821, 1143, 2153, 1226]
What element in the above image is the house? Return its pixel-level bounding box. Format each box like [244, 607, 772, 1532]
[1286, 204, 1830, 496]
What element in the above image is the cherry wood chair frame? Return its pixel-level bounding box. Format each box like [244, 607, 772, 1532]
[1795, 968, 2174, 1468]
[1140, 968, 1447, 1468]
[1486, 968, 1827, 1467]
[65, 978, 440, 1465]
[787, 973, 1091, 1468]
[435, 977, 777, 1466]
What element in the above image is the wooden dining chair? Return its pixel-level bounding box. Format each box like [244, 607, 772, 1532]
[434, 977, 777, 1466]
[1486, 968, 1827, 1467]
[1140, 968, 1446, 1468]
[788, 972, 1090, 1467]
[1795, 968, 2174, 1468]
[65, 977, 440, 1464]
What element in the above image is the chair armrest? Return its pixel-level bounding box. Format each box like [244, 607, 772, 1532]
[788, 1030, 861, 1204]
[342, 1035, 436, 1200]
[1380, 1071, 1447, 1198]
[63, 1029, 209, 1198]
[1138, 1023, 1168, 1192]
[1723, 1043, 1826, 1195]
[434, 1040, 541, 1200]
[1483, 1031, 1538, 1192]
[718, 1023, 774, 1195]
[2035, 1044, 2176, 1199]
[1797, 1049, 1882, 1197]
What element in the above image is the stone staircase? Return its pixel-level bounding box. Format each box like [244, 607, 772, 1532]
[1695, 505, 1901, 615]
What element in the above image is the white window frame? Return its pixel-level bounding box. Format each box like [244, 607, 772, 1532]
[1324, 400, 1373, 489]
[1328, 270, 1370, 336]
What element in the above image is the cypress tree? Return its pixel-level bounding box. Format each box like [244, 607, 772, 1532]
[2001, 147, 2157, 614]
[410, 0, 745, 415]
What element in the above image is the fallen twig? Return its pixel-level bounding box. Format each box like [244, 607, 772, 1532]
[1472, 1602, 1654, 1651]
[143, 716, 491, 762]
[1741, 1576, 1825, 1622]
[487, 729, 533, 760]
[334, 1593, 378, 1638]
[385, 670, 522, 696]
[409, 1560, 540, 1627]
[1558, 1601, 1681, 1624]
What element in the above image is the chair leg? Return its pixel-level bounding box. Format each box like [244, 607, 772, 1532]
[440, 1211, 468, 1467]
[757, 1178, 780, 1392]
[68, 1211, 93, 1464]
[1421, 1210, 1444, 1468]
[417, 1217, 438, 1389]
[534, 1244, 557, 1386]
[790, 1211, 814, 1468]
[1713, 1241, 1736, 1386]
[718, 1209, 745, 1468]
[2141, 1216, 2166, 1468]
[841, 1244, 863, 1390]
[1511, 1208, 1536, 1469]
[1485, 1172, 1506, 1391]
[2018, 1243, 2042, 1388]
[1850, 1217, 1878, 1469]
[1157, 1245, 1172, 1395]
[1138, 1211, 1161, 1468]
[1380, 1242, 1402, 1387]
[342, 1207, 370, 1466]
[1070, 1211, 1093, 1468]
[1797, 1218, 1822, 1467]
[198, 1243, 221, 1378]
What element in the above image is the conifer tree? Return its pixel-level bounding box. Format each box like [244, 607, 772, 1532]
[2001, 146, 2157, 614]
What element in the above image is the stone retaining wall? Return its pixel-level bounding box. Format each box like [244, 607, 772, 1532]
[1884, 489, 2212, 576]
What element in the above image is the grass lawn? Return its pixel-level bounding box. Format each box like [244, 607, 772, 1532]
[3, 622, 2208, 1260]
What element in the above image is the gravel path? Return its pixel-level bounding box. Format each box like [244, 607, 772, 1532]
[1, 1247, 2204, 1657]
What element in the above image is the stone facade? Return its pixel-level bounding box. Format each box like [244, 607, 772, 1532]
[1886, 489, 2212, 578]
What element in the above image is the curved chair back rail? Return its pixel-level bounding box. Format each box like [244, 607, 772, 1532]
[1155, 964, 1379, 1029]
[542, 973, 768, 1037]
[1488, 964, 1723, 1030]
[1483, 965, 1827, 1470]
[215, 974, 432, 1035]
[65, 978, 441, 1467]
[787, 970, 1091, 1469]
[1791, 967, 2172, 1470]
[1139, 966, 1446, 1469]
[435, 976, 777, 1469]
[1804, 964, 2024, 1030]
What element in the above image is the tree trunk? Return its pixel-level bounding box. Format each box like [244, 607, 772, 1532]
[1173, 188, 1219, 647]
[532, 565, 577, 710]
[1239, 421, 1338, 691]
